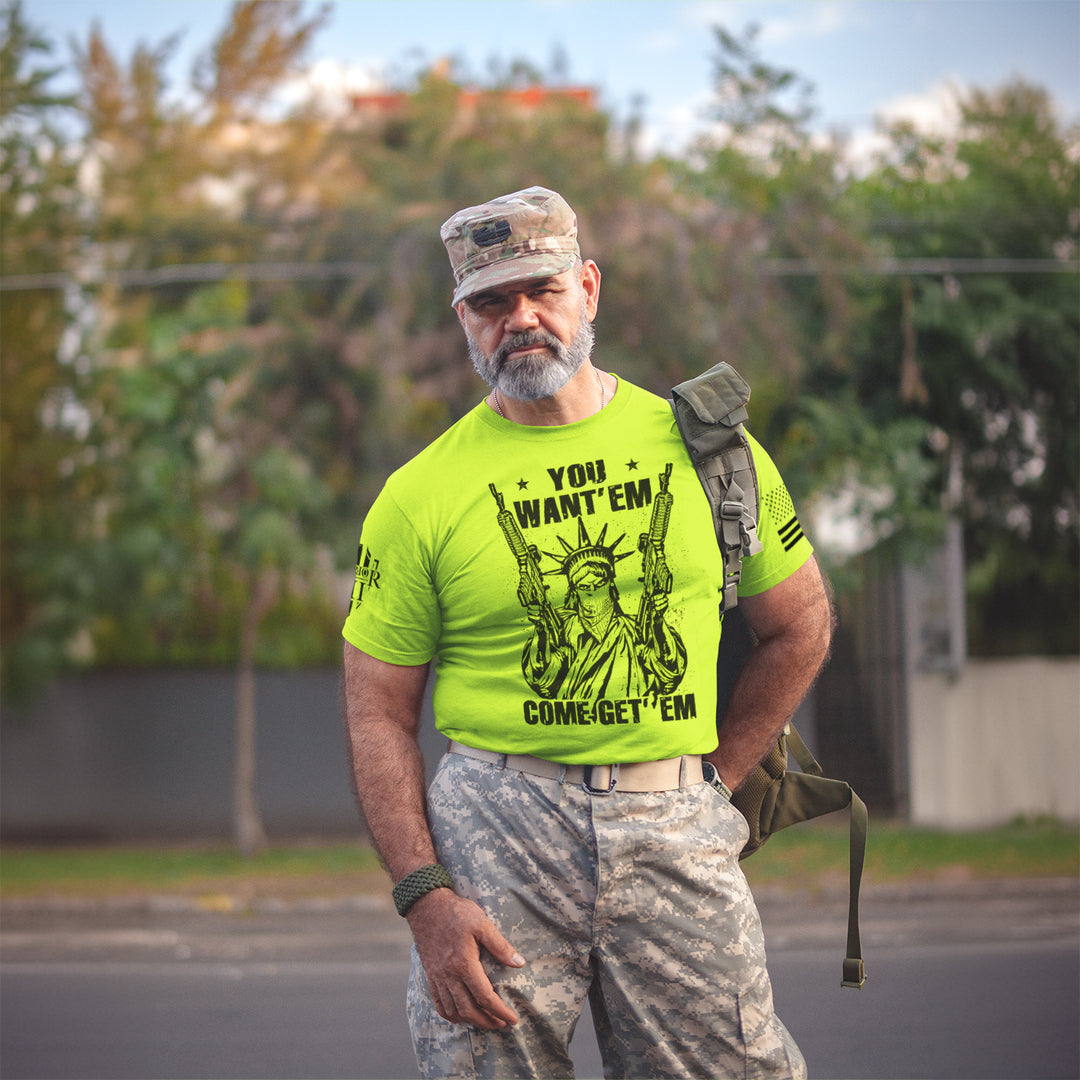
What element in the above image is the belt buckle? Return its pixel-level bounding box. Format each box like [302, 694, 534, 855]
[582, 763, 619, 795]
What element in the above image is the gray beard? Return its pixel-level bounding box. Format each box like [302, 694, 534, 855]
[467, 308, 595, 402]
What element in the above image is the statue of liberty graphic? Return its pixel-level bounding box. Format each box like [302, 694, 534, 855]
[490, 467, 687, 701]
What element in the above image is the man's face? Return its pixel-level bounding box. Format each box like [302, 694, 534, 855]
[457, 262, 601, 402]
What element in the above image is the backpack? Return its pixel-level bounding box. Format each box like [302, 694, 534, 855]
[670, 362, 869, 989]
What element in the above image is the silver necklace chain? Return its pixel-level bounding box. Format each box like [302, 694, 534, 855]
[493, 367, 606, 419]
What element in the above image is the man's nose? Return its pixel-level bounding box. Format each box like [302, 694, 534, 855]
[504, 292, 540, 331]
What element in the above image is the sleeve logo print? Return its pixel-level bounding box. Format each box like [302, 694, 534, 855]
[763, 487, 805, 552]
[349, 544, 381, 611]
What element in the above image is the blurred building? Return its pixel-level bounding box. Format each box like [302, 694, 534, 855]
[349, 84, 596, 123]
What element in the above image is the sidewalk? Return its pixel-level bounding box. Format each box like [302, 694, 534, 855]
[753, 875, 1079, 950]
[2, 877, 1076, 965]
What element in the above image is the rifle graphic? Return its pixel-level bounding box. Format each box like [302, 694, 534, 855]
[490, 484, 564, 648]
[636, 463, 674, 641]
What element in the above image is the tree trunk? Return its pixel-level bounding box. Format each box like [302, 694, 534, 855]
[232, 569, 277, 857]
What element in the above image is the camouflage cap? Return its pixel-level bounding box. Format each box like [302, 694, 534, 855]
[440, 186, 580, 306]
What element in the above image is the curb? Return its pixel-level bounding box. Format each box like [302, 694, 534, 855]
[3, 876, 1075, 917]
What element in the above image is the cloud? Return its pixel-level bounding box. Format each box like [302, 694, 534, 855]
[277, 58, 384, 117]
[843, 79, 968, 174]
[687, 0, 860, 42]
[304, 58, 383, 98]
[637, 29, 684, 55]
[756, 0, 860, 45]
[685, 0, 749, 30]
[873, 79, 965, 133]
[641, 90, 717, 155]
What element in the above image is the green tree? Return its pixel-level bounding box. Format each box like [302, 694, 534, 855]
[194, 0, 328, 120]
[0, 0, 89, 701]
[300, 57, 674, 437]
[59, 0, 341, 852]
[853, 81, 1079, 653]
[668, 24, 935, 565]
[87, 280, 361, 853]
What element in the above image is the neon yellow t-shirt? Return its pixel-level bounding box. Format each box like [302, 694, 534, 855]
[342, 376, 812, 764]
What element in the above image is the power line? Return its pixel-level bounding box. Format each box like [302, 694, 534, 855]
[0, 257, 1076, 292]
[0, 261, 376, 292]
[760, 257, 1079, 276]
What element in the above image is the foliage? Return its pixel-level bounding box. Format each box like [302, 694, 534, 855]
[2, 819, 1076, 900]
[741, 816, 1080, 887]
[1, 2, 1077, 711]
[851, 82, 1080, 652]
[0, 1, 89, 700]
[673, 25, 938, 569]
[193, 0, 329, 118]
[0, 841, 384, 899]
[84, 280, 349, 666]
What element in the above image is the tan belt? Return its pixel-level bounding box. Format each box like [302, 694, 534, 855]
[448, 741, 704, 794]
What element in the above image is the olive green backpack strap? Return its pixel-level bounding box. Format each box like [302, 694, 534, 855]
[670, 361, 868, 989]
[772, 726, 869, 989]
[670, 362, 763, 612]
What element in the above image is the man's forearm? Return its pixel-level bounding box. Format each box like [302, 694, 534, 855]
[706, 559, 833, 791]
[708, 630, 824, 790]
[351, 716, 439, 882]
[342, 647, 437, 883]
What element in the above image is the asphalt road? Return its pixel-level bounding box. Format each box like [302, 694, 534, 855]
[2, 878, 1077, 1080]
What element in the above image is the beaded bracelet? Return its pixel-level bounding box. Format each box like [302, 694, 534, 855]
[392, 863, 454, 916]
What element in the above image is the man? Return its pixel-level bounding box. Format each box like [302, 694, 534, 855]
[342, 186, 832, 1079]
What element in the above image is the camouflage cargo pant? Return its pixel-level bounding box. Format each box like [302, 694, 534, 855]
[406, 752, 806, 1080]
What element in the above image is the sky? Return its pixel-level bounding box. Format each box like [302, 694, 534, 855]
[29, 0, 1080, 156]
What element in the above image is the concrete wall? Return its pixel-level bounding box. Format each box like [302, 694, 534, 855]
[0, 666, 449, 842]
[907, 658, 1080, 828]
[2, 668, 346, 840]
[3, 657, 1077, 841]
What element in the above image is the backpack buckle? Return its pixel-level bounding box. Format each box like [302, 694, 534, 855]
[842, 957, 867, 989]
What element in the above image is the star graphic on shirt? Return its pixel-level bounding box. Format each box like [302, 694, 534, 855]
[517, 478, 529, 490]
[625, 459, 639, 471]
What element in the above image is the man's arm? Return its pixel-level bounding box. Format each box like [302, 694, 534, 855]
[342, 642, 525, 1029]
[704, 556, 834, 792]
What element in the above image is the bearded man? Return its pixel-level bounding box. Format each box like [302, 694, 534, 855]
[342, 186, 832, 1079]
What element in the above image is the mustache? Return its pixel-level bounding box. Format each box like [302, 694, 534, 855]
[493, 330, 564, 368]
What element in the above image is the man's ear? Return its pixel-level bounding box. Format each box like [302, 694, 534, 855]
[454, 301, 468, 329]
[580, 260, 601, 321]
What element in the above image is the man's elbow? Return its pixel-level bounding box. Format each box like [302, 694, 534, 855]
[811, 602, 833, 672]
[806, 567, 836, 673]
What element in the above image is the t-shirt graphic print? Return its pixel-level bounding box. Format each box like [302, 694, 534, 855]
[490, 462, 688, 710]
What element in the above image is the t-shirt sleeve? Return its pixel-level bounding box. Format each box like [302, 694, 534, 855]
[341, 486, 441, 665]
[737, 432, 814, 597]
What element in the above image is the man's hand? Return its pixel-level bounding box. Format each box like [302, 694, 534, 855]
[406, 887, 526, 1029]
